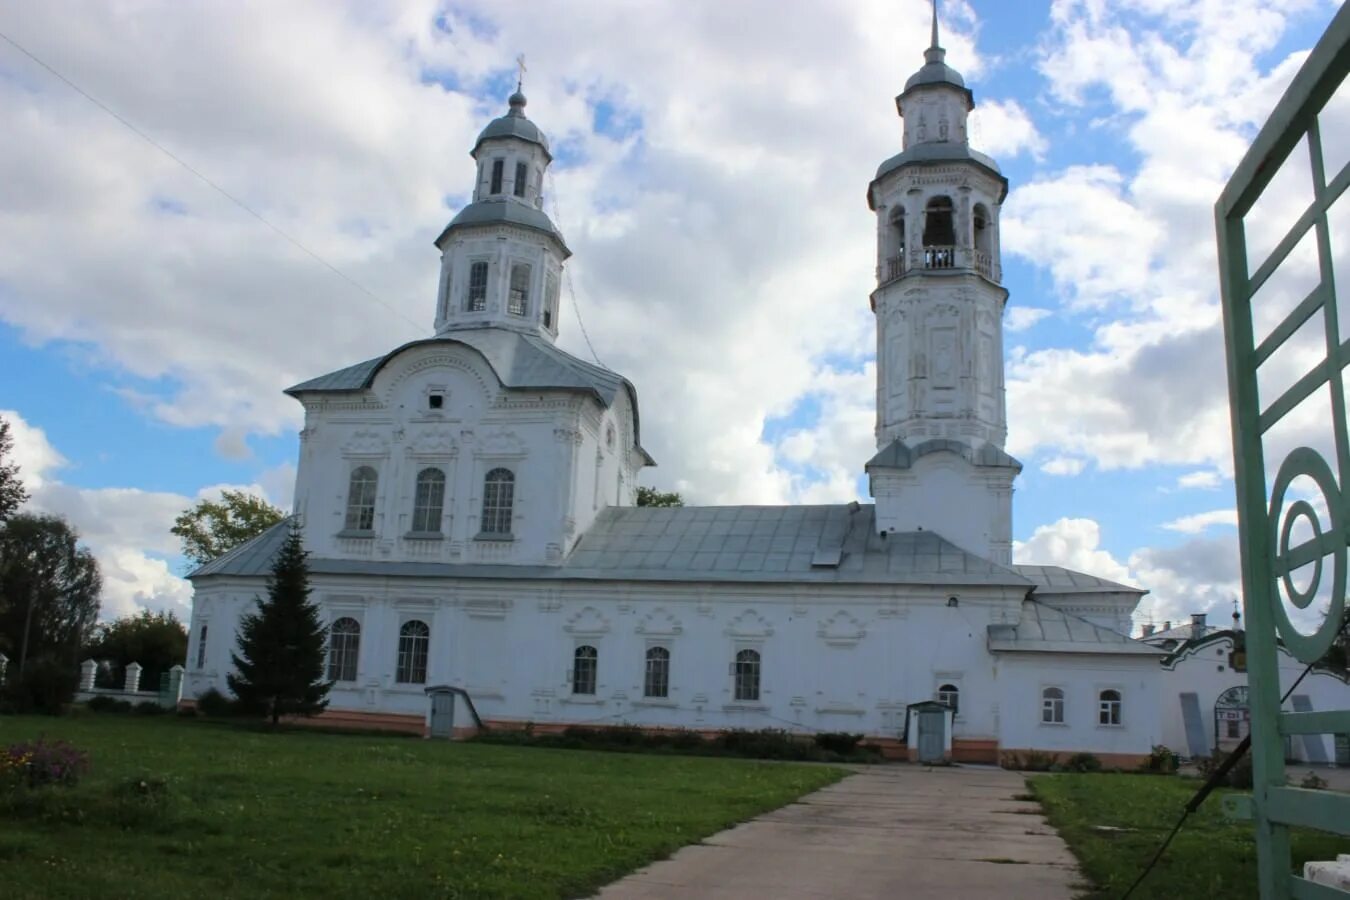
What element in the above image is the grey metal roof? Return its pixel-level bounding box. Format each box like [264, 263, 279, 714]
[190, 518, 294, 578]
[904, 52, 967, 92]
[284, 327, 653, 463]
[1013, 565, 1144, 595]
[873, 142, 1005, 186]
[193, 504, 1034, 588]
[866, 438, 1022, 473]
[988, 600, 1166, 656]
[473, 92, 551, 159]
[434, 199, 569, 257]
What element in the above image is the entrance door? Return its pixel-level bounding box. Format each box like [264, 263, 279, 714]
[429, 691, 455, 739]
[917, 709, 944, 763]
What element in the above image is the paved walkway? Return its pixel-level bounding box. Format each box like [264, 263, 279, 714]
[594, 764, 1083, 899]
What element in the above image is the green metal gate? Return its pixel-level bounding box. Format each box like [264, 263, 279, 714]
[1217, 7, 1350, 897]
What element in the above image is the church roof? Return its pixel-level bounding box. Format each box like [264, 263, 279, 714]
[1012, 565, 1145, 595]
[865, 438, 1022, 472]
[871, 143, 1006, 200]
[191, 505, 1033, 588]
[434, 199, 570, 257]
[284, 327, 653, 463]
[987, 600, 1166, 656]
[473, 91, 551, 160]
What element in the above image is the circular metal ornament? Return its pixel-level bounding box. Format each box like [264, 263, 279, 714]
[1267, 447, 1347, 663]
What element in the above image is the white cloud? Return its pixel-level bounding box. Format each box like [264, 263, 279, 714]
[2, 410, 288, 621]
[969, 98, 1048, 160]
[1005, 306, 1051, 332]
[1162, 508, 1238, 534]
[1040, 455, 1087, 476]
[0, 409, 66, 489]
[1177, 469, 1223, 490]
[1015, 517, 1134, 585]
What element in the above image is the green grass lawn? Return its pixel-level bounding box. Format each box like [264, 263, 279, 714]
[1030, 773, 1350, 899]
[0, 714, 845, 899]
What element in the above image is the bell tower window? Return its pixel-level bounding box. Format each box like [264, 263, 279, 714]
[543, 273, 558, 329]
[490, 159, 504, 195]
[887, 207, 907, 281]
[467, 261, 488, 312]
[922, 196, 955, 268]
[514, 161, 528, 198]
[508, 264, 530, 316]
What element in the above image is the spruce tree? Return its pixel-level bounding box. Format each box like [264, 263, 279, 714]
[228, 525, 329, 726]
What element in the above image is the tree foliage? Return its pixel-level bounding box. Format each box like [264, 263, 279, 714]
[0, 417, 29, 524]
[86, 610, 188, 693]
[636, 487, 684, 508]
[0, 513, 101, 665]
[227, 526, 329, 726]
[171, 490, 286, 566]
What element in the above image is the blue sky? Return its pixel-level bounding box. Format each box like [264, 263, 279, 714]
[0, 0, 1341, 626]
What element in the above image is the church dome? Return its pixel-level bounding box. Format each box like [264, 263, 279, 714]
[473, 90, 551, 159]
[904, 48, 966, 91]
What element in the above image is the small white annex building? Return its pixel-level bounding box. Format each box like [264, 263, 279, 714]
[185, 24, 1178, 764]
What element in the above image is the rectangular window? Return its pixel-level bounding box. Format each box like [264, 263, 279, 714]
[467, 261, 488, 312]
[1226, 719, 1240, 739]
[514, 161, 528, 198]
[196, 625, 208, 669]
[490, 159, 504, 194]
[544, 273, 559, 329]
[1098, 690, 1122, 726]
[734, 649, 760, 702]
[508, 264, 530, 316]
[644, 647, 670, 698]
[573, 646, 597, 695]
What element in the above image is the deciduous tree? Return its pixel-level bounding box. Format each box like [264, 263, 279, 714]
[86, 609, 188, 693]
[0, 417, 28, 524]
[171, 490, 286, 566]
[636, 487, 684, 508]
[227, 525, 329, 726]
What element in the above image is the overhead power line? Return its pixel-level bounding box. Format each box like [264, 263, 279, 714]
[0, 27, 425, 338]
[545, 171, 605, 368]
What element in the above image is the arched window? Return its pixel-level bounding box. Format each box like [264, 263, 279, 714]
[734, 649, 761, 702]
[514, 161, 528, 198]
[644, 647, 670, 699]
[937, 683, 960, 715]
[973, 203, 992, 256]
[481, 468, 515, 535]
[1041, 687, 1065, 724]
[490, 159, 504, 194]
[328, 617, 361, 682]
[887, 206, 907, 281]
[508, 263, 530, 316]
[411, 468, 446, 533]
[1099, 689, 1122, 726]
[195, 624, 208, 669]
[467, 261, 488, 312]
[344, 466, 378, 532]
[572, 645, 597, 695]
[396, 620, 430, 684]
[922, 196, 956, 267]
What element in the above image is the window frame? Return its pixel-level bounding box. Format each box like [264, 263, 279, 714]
[1098, 688, 1123, 727]
[643, 646, 670, 699]
[1041, 686, 1065, 725]
[490, 158, 504, 194]
[343, 465, 379, 533]
[411, 467, 447, 534]
[327, 617, 361, 682]
[195, 624, 208, 669]
[480, 468, 515, 536]
[513, 160, 528, 198]
[572, 645, 598, 695]
[733, 648, 761, 702]
[396, 620, 430, 685]
[507, 263, 530, 316]
[936, 683, 960, 716]
[467, 261, 489, 312]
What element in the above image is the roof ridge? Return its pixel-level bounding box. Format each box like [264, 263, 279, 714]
[189, 516, 294, 578]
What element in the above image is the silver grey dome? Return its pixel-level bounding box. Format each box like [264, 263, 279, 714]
[473, 90, 551, 159]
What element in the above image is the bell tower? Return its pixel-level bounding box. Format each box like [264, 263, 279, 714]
[432, 80, 570, 341]
[864, 4, 1021, 565]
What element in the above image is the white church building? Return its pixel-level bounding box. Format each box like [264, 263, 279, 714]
[184, 28, 1180, 765]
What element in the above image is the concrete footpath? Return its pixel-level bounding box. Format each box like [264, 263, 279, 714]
[593, 764, 1083, 899]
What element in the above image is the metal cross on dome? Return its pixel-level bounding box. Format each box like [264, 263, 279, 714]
[516, 53, 526, 92]
[1216, 5, 1350, 896]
